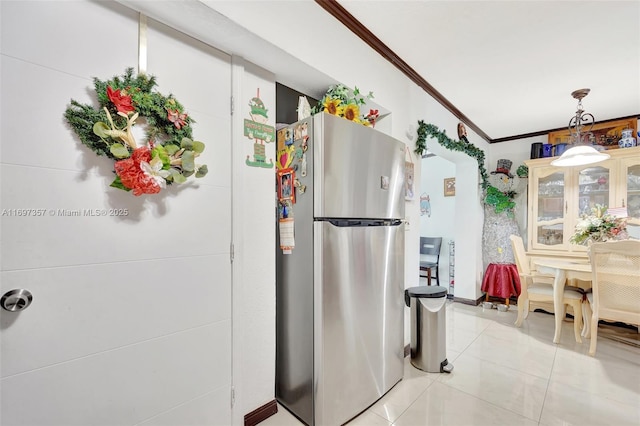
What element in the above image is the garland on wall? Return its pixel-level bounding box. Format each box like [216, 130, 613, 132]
[415, 120, 489, 189]
[415, 120, 527, 217]
[64, 68, 208, 196]
[414, 121, 522, 216]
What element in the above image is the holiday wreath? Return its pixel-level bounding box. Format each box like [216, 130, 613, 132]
[64, 68, 208, 196]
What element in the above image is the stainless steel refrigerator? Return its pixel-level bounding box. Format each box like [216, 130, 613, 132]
[276, 112, 405, 426]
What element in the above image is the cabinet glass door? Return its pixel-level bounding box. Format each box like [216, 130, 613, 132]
[623, 162, 640, 239]
[577, 165, 612, 216]
[536, 171, 565, 247]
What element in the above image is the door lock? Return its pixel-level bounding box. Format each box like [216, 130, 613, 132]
[1, 289, 33, 312]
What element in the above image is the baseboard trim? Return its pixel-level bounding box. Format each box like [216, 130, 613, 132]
[453, 296, 484, 305]
[244, 399, 278, 426]
[483, 295, 519, 305]
[454, 295, 521, 306]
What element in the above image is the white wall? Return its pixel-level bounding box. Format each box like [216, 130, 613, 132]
[1, 1, 233, 424]
[1, 1, 536, 423]
[230, 57, 276, 424]
[419, 156, 455, 289]
[204, 0, 431, 303]
[417, 98, 490, 301]
[124, 0, 492, 311]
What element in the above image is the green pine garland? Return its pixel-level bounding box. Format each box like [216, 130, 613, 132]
[64, 67, 195, 161]
[415, 120, 489, 189]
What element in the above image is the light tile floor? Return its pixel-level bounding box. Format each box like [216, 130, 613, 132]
[262, 301, 640, 426]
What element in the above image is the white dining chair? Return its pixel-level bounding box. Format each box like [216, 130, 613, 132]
[510, 235, 585, 341]
[586, 240, 640, 356]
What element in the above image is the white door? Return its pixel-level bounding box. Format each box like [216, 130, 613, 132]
[0, 2, 233, 425]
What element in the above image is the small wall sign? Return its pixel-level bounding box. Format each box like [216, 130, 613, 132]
[444, 177, 456, 197]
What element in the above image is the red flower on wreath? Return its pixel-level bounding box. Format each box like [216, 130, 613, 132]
[167, 109, 187, 129]
[114, 147, 161, 196]
[107, 86, 135, 114]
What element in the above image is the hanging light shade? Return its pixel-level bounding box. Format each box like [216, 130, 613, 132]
[550, 89, 610, 167]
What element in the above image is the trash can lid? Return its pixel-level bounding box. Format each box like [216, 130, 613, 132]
[406, 285, 447, 298]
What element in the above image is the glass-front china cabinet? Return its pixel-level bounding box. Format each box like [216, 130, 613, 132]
[620, 156, 640, 237]
[526, 146, 640, 257]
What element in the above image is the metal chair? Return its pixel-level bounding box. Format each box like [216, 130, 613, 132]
[586, 240, 640, 356]
[419, 237, 442, 286]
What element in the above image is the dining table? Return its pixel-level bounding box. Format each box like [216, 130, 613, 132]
[533, 258, 592, 344]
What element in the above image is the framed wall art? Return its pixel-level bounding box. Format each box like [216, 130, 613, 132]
[405, 160, 415, 200]
[444, 177, 456, 197]
[278, 168, 295, 203]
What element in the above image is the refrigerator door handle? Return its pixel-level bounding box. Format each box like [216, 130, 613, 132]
[323, 219, 403, 227]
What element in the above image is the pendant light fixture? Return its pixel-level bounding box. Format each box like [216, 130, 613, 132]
[550, 89, 610, 167]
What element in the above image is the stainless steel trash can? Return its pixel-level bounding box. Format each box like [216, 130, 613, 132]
[404, 285, 453, 373]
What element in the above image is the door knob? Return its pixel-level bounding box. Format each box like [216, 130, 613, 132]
[1, 289, 33, 312]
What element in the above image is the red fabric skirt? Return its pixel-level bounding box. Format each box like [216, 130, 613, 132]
[481, 263, 521, 298]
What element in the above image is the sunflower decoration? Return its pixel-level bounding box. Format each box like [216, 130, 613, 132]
[64, 68, 208, 196]
[323, 97, 342, 115]
[339, 103, 360, 123]
[311, 84, 378, 127]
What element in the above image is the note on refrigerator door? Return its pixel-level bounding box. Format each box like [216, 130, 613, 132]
[279, 218, 295, 254]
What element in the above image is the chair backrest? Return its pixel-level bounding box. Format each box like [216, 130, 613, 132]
[509, 235, 530, 275]
[589, 240, 640, 325]
[420, 237, 442, 258]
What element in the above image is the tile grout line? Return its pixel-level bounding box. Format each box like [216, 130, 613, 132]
[133, 387, 226, 426]
[437, 310, 551, 423]
[389, 374, 438, 425]
[537, 345, 559, 425]
[0, 320, 226, 380]
[1, 252, 228, 273]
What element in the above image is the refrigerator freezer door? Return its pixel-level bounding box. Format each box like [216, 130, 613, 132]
[314, 220, 404, 426]
[314, 113, 405, 219]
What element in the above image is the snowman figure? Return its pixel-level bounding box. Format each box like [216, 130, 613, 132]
[482, 159, 523, 268]
[480, 159, 531, 306]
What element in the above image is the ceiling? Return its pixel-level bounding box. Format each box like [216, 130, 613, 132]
[334, 0, 640, 142]
[119, 0, 639, 143]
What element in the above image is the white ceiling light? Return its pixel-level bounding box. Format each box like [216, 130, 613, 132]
[551, 89, 610, 167]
